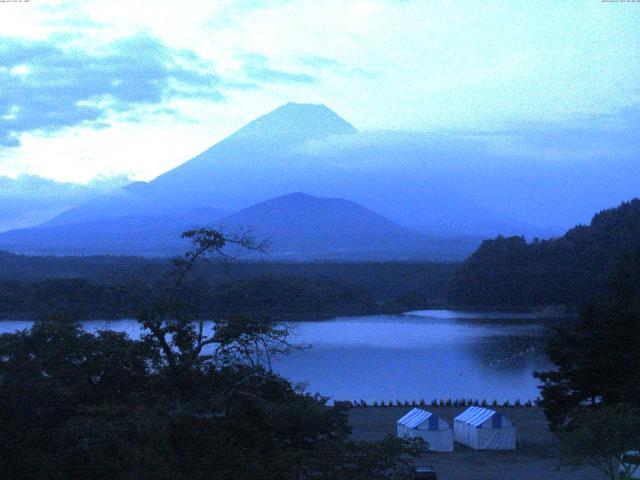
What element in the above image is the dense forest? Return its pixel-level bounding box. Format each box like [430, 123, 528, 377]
[0, 229, 425, 479]
[5, 198, 640, 317]
[448, 199, 640, 308]
[0, 254, 456, 319]
[532, 247, 640, 477]
[0, 277, 379, 320]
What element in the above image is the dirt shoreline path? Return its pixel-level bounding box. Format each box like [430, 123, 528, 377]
[348, 406, 601, 480]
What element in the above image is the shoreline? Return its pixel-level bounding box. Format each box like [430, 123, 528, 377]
[0, 305, 579, 322]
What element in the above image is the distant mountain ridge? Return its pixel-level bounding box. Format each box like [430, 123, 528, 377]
[36, 103, 361, 225]
[0, 207, 226, 256]
[0, 102, 513, 258]
[26, 102, 517, 234]
[6, 101, 640, 246]
[0, 174, 131, 232]
[0, 191, 480, 259]
[218, 192, 427, 259]
[448, 198, 640, 307]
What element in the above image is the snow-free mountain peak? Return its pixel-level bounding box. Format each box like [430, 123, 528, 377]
[143, 103, 356, 207]
[229, 103, 357, 142]
[215, 192, 429, 259]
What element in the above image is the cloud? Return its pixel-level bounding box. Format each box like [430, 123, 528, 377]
[296, 54, 374, 78]
[298, 103, 640, 168]
[297, 54, 343, 69]
[238, 53, 316, 84]
[464, 103, 640, 162]
[0, 174, 131, 232]
[0, 34, 225, 146]
[0, 173, 130, 196]
[291, 107, 640, 231]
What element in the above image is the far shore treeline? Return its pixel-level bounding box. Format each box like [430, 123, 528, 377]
[0, 257, 455, 320]
[0, 198, 639, 320]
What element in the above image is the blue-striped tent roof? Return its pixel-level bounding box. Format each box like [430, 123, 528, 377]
[454, 406, 500, 427]
[397, 408, 438, 429]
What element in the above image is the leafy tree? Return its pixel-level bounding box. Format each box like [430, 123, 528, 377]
[535, 248, 640, 430]
[531, 248, 640, 480]
[0, 228, 426, 479]
[0, 317, 155, 479]
[449, 198, 640, 308]
[558, 405, 640, 480]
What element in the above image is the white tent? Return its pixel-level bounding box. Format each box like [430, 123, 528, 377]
[454, 406, 516, 450]
[396, 408, 454, 452]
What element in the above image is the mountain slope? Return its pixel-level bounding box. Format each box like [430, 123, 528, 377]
[0, 175, 131, 232]
[0, 207, 225, 256]
[36, 103, 358, 226]
[1, 103, 521, 256]
[0, 192, 480, 259]
[216, 192, 426, 258]
[34, 102, 516, 237]
[448, 198, 640, 307]
[138, 102, 359, 210]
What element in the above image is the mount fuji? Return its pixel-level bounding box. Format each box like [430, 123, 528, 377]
[0, 103, 511, 258]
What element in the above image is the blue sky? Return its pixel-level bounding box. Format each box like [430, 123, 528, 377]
[0, 0, 639, 182]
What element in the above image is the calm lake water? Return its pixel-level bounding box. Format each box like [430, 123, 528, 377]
[0, 310, 556, 403]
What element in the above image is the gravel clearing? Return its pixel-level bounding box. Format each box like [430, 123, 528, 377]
[348, 406, 602, 480]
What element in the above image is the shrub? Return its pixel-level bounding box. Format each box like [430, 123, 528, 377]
[480, 399, 488, 406]
[445, 398, 452, 407]
[419, 399, 426, 406]
[431, 399, 438, 406]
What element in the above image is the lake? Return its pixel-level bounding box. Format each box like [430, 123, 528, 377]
[0, 310, 556, 403]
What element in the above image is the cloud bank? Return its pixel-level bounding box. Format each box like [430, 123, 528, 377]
[0, 34, 227, 146]
[0, 174, 131, 232]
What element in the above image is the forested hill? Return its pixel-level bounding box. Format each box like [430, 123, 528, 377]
[0, 256, 456, 319]
[448, 198, 640, 308]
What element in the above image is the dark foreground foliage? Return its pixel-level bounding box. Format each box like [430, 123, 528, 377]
[0, 230, 425, 479]
[535, 248, 640, 478]
[535, 247, 640, 430]
[557, 404, 640, 480]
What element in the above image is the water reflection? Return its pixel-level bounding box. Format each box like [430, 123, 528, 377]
[276, 312, 554, 402]
[0, 311, 556, 403]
